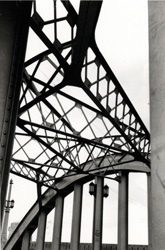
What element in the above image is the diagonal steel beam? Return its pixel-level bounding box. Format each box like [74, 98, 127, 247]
[0, 1, 32, 220]
[11, 0, 150, 188]
[71, 0, 102, 72]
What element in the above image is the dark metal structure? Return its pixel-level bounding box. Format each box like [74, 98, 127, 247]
[11, 0, 150, 188]
[1, 1, 151, 250]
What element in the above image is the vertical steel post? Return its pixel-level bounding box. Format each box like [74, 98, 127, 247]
[52, 194, 64, 250]
[93, 176, 104, 250]
[0, 1, 32, 221]
[36, 210, 47, 250]
[21, 230, 31, 250]
[117, 171, 129, 250]
[70, 182, 83, 250]
[148, 1, 165, 249]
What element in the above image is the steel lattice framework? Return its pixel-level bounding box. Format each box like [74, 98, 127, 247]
[10, 0, 150, 191]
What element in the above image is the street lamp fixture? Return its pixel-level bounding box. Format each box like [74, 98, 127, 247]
[89, 182, 96, 196]
[89, 182, 109, 198]
[10, 199, 15, 209]
[5, 199, 15, 209]
[103, 184, 109, 198]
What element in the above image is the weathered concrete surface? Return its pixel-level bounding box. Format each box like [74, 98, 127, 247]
[149, 1, 165, 249]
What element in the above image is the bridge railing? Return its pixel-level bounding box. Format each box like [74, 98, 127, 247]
[30, 242, 148, 250]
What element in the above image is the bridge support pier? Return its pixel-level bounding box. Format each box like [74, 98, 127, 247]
[93, 176, 104, 250]
[36, 210, 47, 250]
[148, 1, 165, 249]
[117, 171, 129, 250]
[52, 195, 64, 250]
[21, 230, 31, 250]
[71, 182, 83, 250]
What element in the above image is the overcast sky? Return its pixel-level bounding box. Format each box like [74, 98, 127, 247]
[7, 0, 149, 245]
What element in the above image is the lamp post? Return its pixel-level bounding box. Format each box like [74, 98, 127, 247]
[89, 178, 109, 250]
[1, 179, 15, 247]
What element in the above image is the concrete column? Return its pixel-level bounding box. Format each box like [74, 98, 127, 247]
[21, 230, 31, 250]
[147, 173, 151, 248]
[117, 171, 128, 250]
[36, 210, 47, 250]
[0, 1, 32, 221]
[148, 1, 165, 249]
[93, 176, 104, 250]
[70, 182, 83, 250]
[52, 195, 64, 250]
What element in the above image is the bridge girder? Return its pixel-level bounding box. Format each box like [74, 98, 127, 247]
[9, 0, 150, 191]
[0, 1, 152, 250]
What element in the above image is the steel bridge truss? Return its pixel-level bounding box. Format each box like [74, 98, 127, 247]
[10, 0, 150, 191]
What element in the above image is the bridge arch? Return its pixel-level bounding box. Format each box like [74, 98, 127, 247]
[0, 1, 153, 250]
[4, 157, 149, 250]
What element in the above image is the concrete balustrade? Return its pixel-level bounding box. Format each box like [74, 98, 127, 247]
[30, 242, 148, 250]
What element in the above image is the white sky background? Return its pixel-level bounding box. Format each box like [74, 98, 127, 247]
[7, 0, 149, 245]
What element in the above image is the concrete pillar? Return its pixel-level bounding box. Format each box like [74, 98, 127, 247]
[36, 210, 47, 250]
[21, 230, 31, 250]
[93, 176, 104, 250]
[147, 173, 151, 248]
[117, 171, 128, 250]
[0, 1, 32, 221]
[52, 195, 64, 250]
[148, 1, 165, 249]
[70, 182, 83, 250]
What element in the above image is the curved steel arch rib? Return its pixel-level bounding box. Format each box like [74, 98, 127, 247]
[5, 158, 149, 250]
[11, 0, 150, 189]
